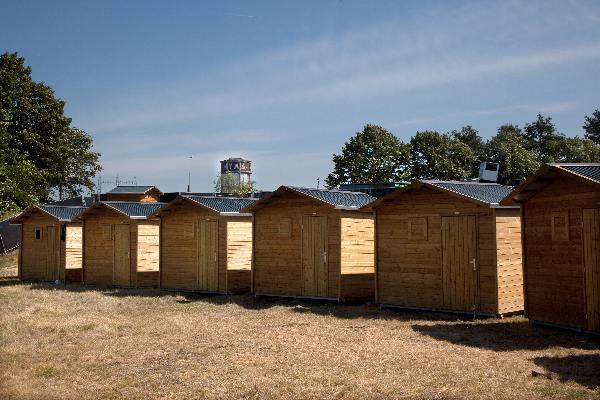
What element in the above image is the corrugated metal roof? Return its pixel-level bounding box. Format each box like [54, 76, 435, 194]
[39, 205, 87, 221]
[185, 196, 257, 213]
[557, 164, 600, 183]
[103, 202, 165, 218]
[289, 187, 376, 208]
[424, 181, 514, 205]
[107, 185, 158, 194]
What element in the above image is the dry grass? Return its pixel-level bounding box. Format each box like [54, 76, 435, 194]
[1, 262, 599, 399]
[0, 250, 18, 278]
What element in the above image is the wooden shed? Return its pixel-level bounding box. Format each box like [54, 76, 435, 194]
[11, 205, 86, 283]
[105, 185, 162, 203]
[243, 186, 376, 301]
[152, 195, 257, 294]
[501, 163, 600, 332]
[78, 201, 165, 287]
[364, 181, 523, 316]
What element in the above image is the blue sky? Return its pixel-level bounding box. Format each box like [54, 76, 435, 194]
[3, 0, 600, 192]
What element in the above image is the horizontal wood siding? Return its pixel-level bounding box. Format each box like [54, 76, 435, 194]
[252, 191, 341, 298]
[495, 208, 524, 314]
[340, 213, 375, 300]
[523, 175, 600, 329]
[226, 219, 252, 270]
[65, 224, 83, 270]
[137, 222, 160, 272]
[227, 269, 251, 294]
[376, 187, 497, 313]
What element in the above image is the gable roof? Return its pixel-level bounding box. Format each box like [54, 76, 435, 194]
[242, 186, 376, 212]
[501, 163, 600, 205]
[10, 205, 87, 223]
[107, 185, 162, 195]
[363, 180, 516, 210]
[153, 195, 257, 217]
[78, 201, 165, 220]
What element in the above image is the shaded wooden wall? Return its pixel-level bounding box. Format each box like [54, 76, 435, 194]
[523, 175, 600, 331]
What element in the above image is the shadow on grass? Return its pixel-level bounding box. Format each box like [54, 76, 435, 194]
[412, 320, 600, 351]
[21, 280, 473, 322]
[533, 354, 600, 389]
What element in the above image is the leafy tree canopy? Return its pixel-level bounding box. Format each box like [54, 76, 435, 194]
[410, 130, 477, 181]
[583, 109, 600, 144]
[0, 52, 101, 212]
[325, 124, 410, 188]
[214, 172, 256, 197]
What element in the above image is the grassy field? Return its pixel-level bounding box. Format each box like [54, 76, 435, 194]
[0, 254, 599, 399]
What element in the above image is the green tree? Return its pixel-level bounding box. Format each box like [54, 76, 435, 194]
[451, 125, 486, 176]
[325, 124, 410, 188]
[484, 125, 539, 185]
[583, 109, 600, 144]
[523, 114, 564, 162]
[0, 52, 100, 210]
[214, 172, 256, 196]
[409, 130, 477, 180]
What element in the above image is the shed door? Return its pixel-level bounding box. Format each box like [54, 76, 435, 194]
[302, 216, 328, 297]
[442, 216, 478, 312]
[113, 224, 131, 286]
[583, 209, 600, 331]
[198, 220, 218, 291]
[46, 226, 59, 281]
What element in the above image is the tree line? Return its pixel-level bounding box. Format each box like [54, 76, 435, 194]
[326, 112, 600, 188]
[0, 52, 101, 213]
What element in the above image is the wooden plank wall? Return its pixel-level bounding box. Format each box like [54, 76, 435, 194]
[159, 201, 228, 292]
[495, 208, 524, 314]
[375, 187, 497, 313]
[252, 190, 340, 298]
[137, 222, 160, 272]
[83, 208, 128, 285]
[65, 224, 83, 269]
[339, 213, 375, 300]
[226, 219, 252, 270]
[523, 175, 600, 329]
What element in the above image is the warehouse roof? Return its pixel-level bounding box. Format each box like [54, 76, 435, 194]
[242, 186, 376, 212]
[106, 185, 162, 194]
[501, 163, 600, 205]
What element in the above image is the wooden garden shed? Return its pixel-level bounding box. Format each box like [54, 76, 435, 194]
[363, 181, 523, 316]
[243, 186, 376, 301]
[78, 201, 165, 287]
[11, 205, 86, 283]
[501, 163, 600, 332]
[152, 195, 257, 294]
[105, 185, 162, 202]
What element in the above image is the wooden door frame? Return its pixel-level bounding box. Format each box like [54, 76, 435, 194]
[440, 214, 480, 312]
[301, 214, 329, 297]
[196, 218, 219, 291]
[582, 208, 600, 331]
[112, 223, 131, 286]
[46, 225, 59, 281]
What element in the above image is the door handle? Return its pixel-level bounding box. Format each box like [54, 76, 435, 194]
[470, 258, 476, 271]
[322, 251, 327, 263]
